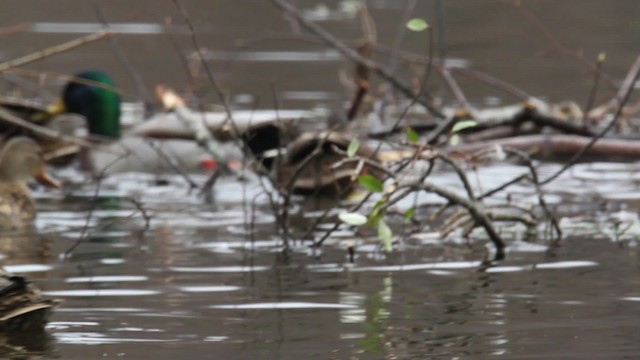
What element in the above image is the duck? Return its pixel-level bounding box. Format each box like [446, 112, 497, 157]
[275, 130, 382, 195]
[154, 86, 383, 195]
[0, 137, 61, 229]
[1, 71, 382, 193]
[0, 70, 120, 141]
[0, 268, 60, 331]
[0, 71, 221, 175]
[52, 69, 122, 139]
[1, 71, 298, 175]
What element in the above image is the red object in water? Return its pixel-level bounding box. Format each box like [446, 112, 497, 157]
[200, 159, 218, 169]
[200, 159, 243, 171]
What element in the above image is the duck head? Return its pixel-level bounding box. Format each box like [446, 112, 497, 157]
[53, 70, 121, 139]
[0, 137, 61, 188]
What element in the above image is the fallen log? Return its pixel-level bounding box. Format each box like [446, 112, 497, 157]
[444, 134, 640, 161]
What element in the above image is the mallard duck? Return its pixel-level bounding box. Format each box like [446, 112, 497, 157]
[1, 71, 377, 190]
[56, 70, 121, 139]
[154, 86, 383, 195]
[0, 71, 214, 174]
[0, 137, 61, 229]
[2, 71, 291, 174]
[0, 268, 60, 331]
[0, 70, 120, 139]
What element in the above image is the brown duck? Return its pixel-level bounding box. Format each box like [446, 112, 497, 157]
[0, 137, 61, 229]
[154, 86, 383, 195]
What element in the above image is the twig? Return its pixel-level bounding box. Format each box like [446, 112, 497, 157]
[583, 53, 605, 123]
[128, 198, 151, 232]
[268, 0, 445, 119]
[542, 54, 640, 185]
[173, 0, 261, 181]
[0, 31, 112, 72]
[429, 153, 475, 200]
[91, 1, 153, 110]
[449, 66, 532, 101]
[172, 0, 234, 120]
[388, 0, 416, 71]
[440, 68, 474, 116]
[63, 153, 128, 258]
[503, 148, 561, 242]
[389, 179, 505, 258]
[478, 173, 529, 200]
[383, 25, 436, 138]
[144, 139, 199, 189]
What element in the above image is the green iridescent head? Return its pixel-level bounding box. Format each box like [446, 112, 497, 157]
[62, 70, 121, 138]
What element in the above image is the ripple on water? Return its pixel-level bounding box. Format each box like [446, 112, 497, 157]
[307, 260, 599, 274]
[54, 332, 177, 345]
[101, 258, 126, 265]
[47, 322, 100, 330]
[5, 264, 54, 273]
[65, 275, 148, 283]
[211, 302, 357, 310]
[178, 285, 242, 293]
[166, 266, 269, 273]
[310, 261, 483, 273]
[43, 289, 160, 297]
[57, 307, 148, 313]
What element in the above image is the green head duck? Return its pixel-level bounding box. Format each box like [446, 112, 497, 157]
[58, 70, 121, 139]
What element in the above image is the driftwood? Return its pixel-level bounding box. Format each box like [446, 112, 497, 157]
[446, 134, 640, 161]
[370, 100, 591, 140]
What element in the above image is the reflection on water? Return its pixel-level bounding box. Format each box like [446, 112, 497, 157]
[0, 329, 57, 358]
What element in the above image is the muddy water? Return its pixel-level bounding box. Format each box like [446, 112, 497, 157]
[4, 1, 640, 359]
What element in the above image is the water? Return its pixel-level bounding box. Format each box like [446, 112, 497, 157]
[3, 1, 640, 359]
[4, 163, 637, 359]
[3, 1, 640, 106]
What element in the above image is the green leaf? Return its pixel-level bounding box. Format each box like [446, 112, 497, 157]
[358, 175, 384, 193]
[338, 212, 367, 226]
[347, 138, 360, 158]
[449, 134, 460, 146]
[451, 120, 478, 133]
[378, 220, 393, 252]
[403, 207, 414, 223]
[406, 127, 419, 144]
[598, 52, 606, 63]
[406, 18, 429, 32]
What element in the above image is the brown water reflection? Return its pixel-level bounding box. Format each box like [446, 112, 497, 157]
[4, 0, 640, 359]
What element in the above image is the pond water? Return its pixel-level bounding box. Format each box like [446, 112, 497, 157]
[5, 161, 639, 359]
[3, 0, 640, 359]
